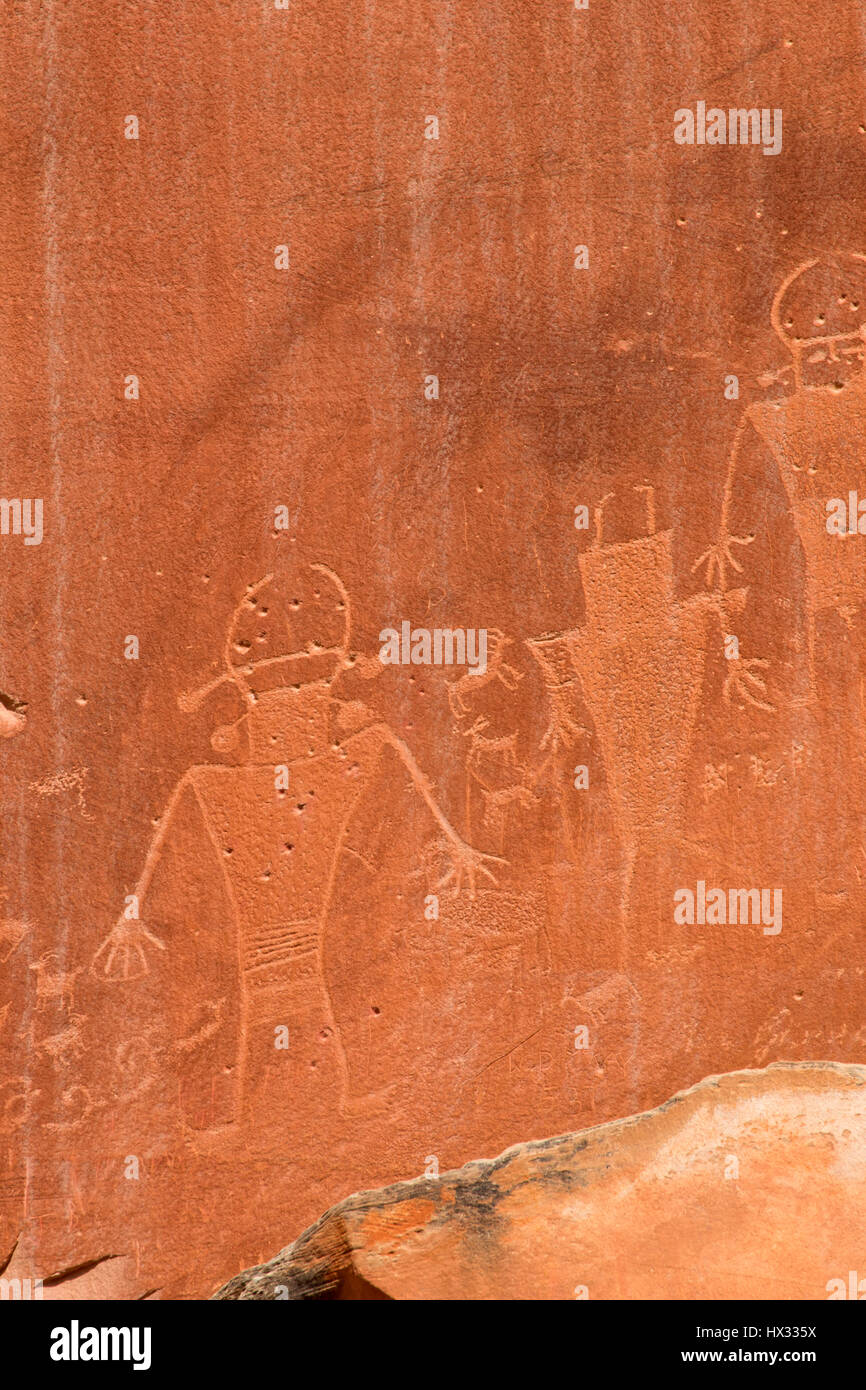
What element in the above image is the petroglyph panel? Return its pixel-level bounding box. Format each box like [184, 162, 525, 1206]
[2, 0, 866, 1300]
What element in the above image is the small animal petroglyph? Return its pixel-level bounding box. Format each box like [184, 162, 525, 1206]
[175, 998, 227, 1054]
[0, 916, 31, 963]
[573, 972, 639, 1024]
[447, 629, 523, 718]
[45, 1084, 99, 1132]
[461, 720, 537, 851]
[28, 767, 94, 820]
[35, 1014, 86, 1066]
[0, 1078, 38, 1133]
[28, 953, 84, 1012]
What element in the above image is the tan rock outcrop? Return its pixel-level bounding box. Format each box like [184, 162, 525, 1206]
[215, 1063, 866, 1301]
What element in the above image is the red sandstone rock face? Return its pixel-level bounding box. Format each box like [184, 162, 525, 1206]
[2, 0, 866, 1300]
[215, 1064, 866, 1301]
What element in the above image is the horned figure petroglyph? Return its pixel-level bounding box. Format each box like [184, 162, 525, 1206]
[91, 564, 501, 1122]
[529, 487, 742, 929]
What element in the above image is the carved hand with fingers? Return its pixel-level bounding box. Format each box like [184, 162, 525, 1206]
[539, 690, 590, 756]
[431, 834, 504, 900]
[92, 918, 166, 981]
[692, 531, 755, 592]
[724, 657, 775, 713]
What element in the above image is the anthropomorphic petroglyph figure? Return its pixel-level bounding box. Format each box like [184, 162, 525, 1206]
[91, 566, 499, 1124]
[695, 254, 866, 683]
[694, 254, 866, 888]
[530, 488, 738, 932]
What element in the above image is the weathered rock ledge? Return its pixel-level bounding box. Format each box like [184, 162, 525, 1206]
[213, 1061, 866, 1301]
